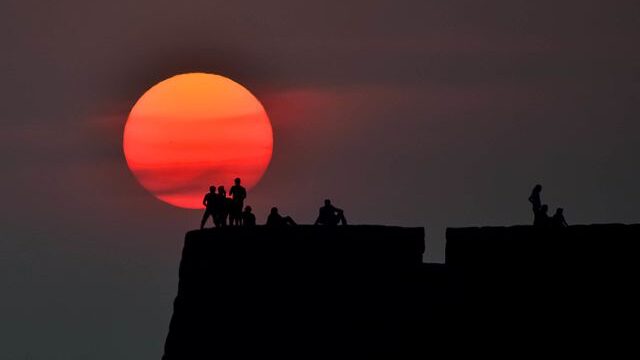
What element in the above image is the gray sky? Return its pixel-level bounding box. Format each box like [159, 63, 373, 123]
[2, 0, 639, 358]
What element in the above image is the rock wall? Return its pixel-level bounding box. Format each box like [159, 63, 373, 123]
[445, 224, 640, 345]
[162, 225, 437, 359]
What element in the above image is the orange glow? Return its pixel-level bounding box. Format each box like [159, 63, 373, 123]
[123, 73, 273, 209]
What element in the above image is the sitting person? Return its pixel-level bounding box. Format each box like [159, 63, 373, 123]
[242, 206, 256, 227]
[314, 199, 348, 226]
[552, 208, 568, 228]
[266, 207, 297, 227]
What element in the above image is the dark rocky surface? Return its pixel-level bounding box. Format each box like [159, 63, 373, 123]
[162, 224, 640, 358]
[446, 224, 640, 353]
[162, 226, 443, 359]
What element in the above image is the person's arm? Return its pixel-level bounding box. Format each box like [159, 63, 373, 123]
[203, 195, 208, 207]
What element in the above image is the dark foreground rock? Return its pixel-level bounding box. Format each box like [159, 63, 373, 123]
[162, 226, 449, 359]
[446, 224, 640, 352]
[162, 224, 640, 358]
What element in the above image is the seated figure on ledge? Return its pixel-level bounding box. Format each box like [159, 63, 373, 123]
[266, 207, 297, 227]
[314, 199, 348, 226]
[552, 208, 568, 228]
[242, 206, 256, 227]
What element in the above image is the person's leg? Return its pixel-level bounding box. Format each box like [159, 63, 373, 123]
[229, 209, 236, 226]
[284, 216, 297, 225]
[234, 203, 243, 225]
[200, 210, 211, 229]
[236, 202, 244, 226]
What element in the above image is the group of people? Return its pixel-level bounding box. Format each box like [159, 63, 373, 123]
[264, 199, 348, 227]
[528, 184, 568, 228]
[200, 178, 253, 229]
[202, 180, 570, 229]
[200, 178, 348, 229]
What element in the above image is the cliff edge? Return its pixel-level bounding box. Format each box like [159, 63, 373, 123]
[162, 224, 640, 358]
[162, 225, 437, 359]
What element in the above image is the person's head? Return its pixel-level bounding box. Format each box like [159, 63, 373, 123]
[209, 186, 216, 193]
[234, 177, 241, 185]
[244, 206, 252, 213]
[541, 204, 548, 213]
[555, 208, 564, 215]
[270, 207, 278, 214]
[534, 184, 542, 192]
[324, 199, 331, 206]
[218, 186, 225, 193]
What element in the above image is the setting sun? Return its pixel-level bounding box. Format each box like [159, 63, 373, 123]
[123, 73, 273, 209]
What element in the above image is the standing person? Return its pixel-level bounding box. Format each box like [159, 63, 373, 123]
[214, 186, 228, 227]
[529, 184, 543, 225]
[242, 206, 256, 227]
[314, 199, 348, 226]
[529, 184, 542, 212]
[229, 178, 247, 226]
[200, 186, 217, 229]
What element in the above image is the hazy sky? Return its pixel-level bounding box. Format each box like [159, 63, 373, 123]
[2, 0, 639, 358]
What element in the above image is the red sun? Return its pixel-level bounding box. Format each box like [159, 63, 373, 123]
[123, 73, 273, 209]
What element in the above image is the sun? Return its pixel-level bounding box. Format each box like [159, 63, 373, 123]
[123, 73, 273, 209]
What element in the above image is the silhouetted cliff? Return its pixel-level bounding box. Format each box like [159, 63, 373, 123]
[446, 224, 640, 350]
[162, 226, 447, 359]
[162, 224, 640, 358]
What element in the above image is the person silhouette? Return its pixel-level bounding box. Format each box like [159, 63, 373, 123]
[229, 178, 247, 226]
[529, 184, 542, 212]
[266, 207, 296, 226]
[314, 199, 348, 226]
[214, 185, 228, 227]
[242, 206, 256, 227]
[534, 204, 551, 227]
[552, 208, 568, 228]
[200, 186, 217, 229]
